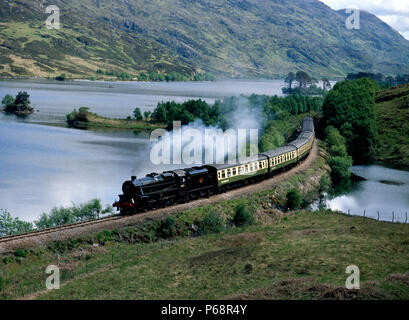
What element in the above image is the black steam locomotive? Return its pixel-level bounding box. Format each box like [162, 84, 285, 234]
[114, 117, 315, 214]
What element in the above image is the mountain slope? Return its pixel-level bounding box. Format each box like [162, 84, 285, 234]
[1, 0, 409, 79]
[374, 84, 409, 169]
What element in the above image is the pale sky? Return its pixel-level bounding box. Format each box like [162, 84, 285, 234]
[320, 0, 409, 40]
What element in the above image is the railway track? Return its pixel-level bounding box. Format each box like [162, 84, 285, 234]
[0, 215, 122, 244]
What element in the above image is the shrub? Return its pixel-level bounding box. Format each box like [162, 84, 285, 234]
[96, 230, 116, 243]
[157, 216, 177, 239]
[233, 204, 254, 226]
[329, 156, 353, 181]
[14, 248, 28, 258]
[55, 73, 66, 81]
[0, 276, 4, 291]
[325, 126, 353, 182]
[197, 212, 225, 235]
[286, 188, 302, 210]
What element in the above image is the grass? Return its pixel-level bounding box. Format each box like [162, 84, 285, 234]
[374, 84, 409, 169]
[1, 144, 408, 300]
[1, 210, 408, 300]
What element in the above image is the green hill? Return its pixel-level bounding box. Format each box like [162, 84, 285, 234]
[1, 0, 409, 79]
[375, 84, 409, 169]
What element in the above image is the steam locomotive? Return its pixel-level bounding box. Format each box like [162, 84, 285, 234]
[113, 117, 315, 214]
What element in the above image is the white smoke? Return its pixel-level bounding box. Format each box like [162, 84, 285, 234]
[131, 95, 266, 177]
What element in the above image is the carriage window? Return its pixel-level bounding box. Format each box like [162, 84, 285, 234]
[238, 167, 242, 174]
[227, 169, 232, 177]
[222, 171, 226, 179]
[245, 165, 249, 173]
[233, 168, 237, 175]
[218, 172, 221, 179]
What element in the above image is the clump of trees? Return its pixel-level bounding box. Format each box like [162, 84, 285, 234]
[0, 200, 113, 237]
[55, 73, 67, 81]
[150, 94, 323, 131]
[346, 72, 409, 88]
[95, 69, 215, 82]
[322, 78, 377, 164]
[0, 209, 33, 237]
[283, 71, 329, 95]
[66, 107, 91, 125]
[1, 91, 34, 115]
[35, 199, 112, 230]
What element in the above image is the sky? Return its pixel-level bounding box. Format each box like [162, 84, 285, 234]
[320, 0, 409, 40]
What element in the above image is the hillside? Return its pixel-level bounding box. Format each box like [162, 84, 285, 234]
[374, 84, 409, 169]
[1, 0, 409, 79]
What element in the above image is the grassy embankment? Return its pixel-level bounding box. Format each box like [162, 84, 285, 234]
[1, 143, 408, 300]
[374, 84, 409, 169]
[66, 108, 166, 130]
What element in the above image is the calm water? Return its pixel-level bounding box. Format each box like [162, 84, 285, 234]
[0, 79, 286, 221]
[320, 165, 409, 223]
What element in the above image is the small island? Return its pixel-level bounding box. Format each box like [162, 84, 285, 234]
[66, 107, 166, 130]
[1, 91, 34, 116]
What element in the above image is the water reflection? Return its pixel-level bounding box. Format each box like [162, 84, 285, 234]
[320, 165, 409, 223]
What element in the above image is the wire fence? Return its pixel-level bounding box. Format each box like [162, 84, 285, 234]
[346, 209, 408, 224]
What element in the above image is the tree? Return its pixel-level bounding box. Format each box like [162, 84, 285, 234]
[1, 94, 14, 109]
[143, 110, 151, 120]
[14, 91, 31, 110]
[133, 107, 143, 120]
[322, 79, 377, 163]
[0, 209, 33, 236]
[296, 71, 312, 88]
[151, 104, 168, 123]
[285, 72, 296, 89]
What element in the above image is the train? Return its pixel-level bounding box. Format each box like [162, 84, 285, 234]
[113, 116, 315, 214]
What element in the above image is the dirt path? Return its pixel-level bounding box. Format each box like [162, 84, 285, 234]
[0, 141, 319, 254]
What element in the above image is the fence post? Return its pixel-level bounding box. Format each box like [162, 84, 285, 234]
[406, 212, 408, 224]
[377, 211, 380, 221]
[392, 211, 394, 223]
[363, 210, 366, 217]
[348, 209, 350, 215]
